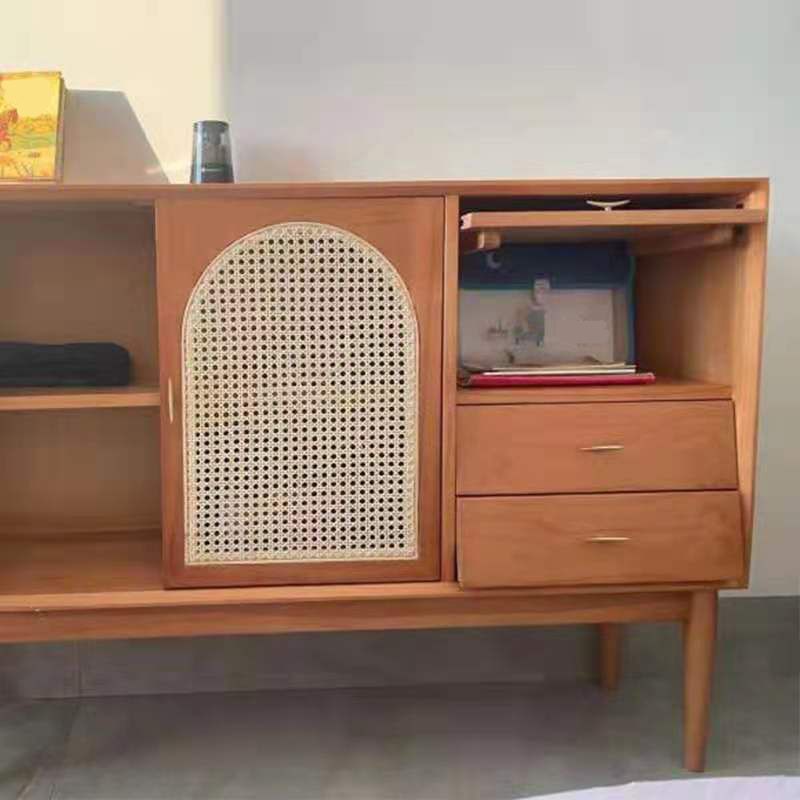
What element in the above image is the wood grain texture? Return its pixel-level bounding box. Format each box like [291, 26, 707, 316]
[457, 401, 738, 495]
[0, 590, 689, 643]
[0, 409, 161, 535]
[440, 196, 460, 581]
[730, 194, 769, 582]
[461, 209, 766, 228]
[598, 623, 622, 690]
[632, 225, 735, 257]
[0, 529, 162, 594]
[456, 378, 732, 406]
[0, 209, 159, 384]
[684, 590, 718, 771]
[156, 197, 443, 587]
[466, 225, 746, 246]
[0, 178, 768, 205]
[460, 209, 766, 247]
[636, 211, 768, 587]
[460, 229, 502, 254]
[636, 242, 737, 386]
[0, 385, 159, 411]
[457, 492, 744, 589]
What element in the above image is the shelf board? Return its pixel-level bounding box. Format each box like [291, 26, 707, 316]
[0, 529, 164, 596]
[0, 385, 160, 412]
[0, 178, 767, 206]
[460, 208, 766, 249]
[456, 377, 732, 405]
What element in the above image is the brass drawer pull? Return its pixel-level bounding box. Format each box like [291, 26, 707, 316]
[168, 378, 175, 425]
[586, 535, 631, 543]
[579, 444, 624, 452]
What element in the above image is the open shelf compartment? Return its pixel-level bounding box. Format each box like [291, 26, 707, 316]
[0, 205, 159, 397]
[0, 203, 163, 601]
[456, 203, 768, 403]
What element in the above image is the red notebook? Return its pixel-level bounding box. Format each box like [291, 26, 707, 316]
[463, 372, 656, 388]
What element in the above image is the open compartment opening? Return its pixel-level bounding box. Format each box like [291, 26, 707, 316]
[0, 407, 162, 595]
[0, 205, 159, 407]
[456, 205, 766, 404]
[0, 205, 163, 596]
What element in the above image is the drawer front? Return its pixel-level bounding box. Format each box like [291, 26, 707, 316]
[456, 401, 738, 495]
[457, 491, 744, 588]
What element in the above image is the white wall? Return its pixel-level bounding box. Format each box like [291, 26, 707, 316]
[3, 0, 225, 182]
[5, 0, 798, 594]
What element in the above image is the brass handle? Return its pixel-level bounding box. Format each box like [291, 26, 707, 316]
[586, 536, 631, 543]
[579, 444, 624, 453]
[167, 378, 175, 424]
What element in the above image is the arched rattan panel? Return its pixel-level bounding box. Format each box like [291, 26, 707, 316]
[182, 222, 419, 565]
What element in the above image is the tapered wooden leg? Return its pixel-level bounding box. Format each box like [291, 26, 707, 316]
[598, 623, 622, 690]
[683, 590, 718, 772]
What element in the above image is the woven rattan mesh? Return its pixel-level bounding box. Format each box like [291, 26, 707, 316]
[182, 222, 419, 564]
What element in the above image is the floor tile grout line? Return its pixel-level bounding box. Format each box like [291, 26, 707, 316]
[15, 698, 80, 800]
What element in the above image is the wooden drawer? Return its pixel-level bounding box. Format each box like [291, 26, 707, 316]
[456, 401, 738, 495]
[457, 491, 743, 588]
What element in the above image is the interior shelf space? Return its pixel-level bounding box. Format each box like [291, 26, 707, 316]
[460, 208, 767, 253]
[456, 203, 768, 400]
[456, 377, 732, 406]
[0, 528, 163, 596]
[0, 207, 159, 386]
[0, 408, 161, 540]
[0, 385, 161, 412]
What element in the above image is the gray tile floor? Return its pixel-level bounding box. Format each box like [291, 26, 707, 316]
[4, 672, 797, 800]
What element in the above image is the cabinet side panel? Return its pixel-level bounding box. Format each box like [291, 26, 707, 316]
[634, 187, 768, 586]
[732, 220, 769, 582]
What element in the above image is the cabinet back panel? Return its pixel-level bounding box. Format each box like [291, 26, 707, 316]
[0, 409, 161, 534]
[0, 210, 158, 384]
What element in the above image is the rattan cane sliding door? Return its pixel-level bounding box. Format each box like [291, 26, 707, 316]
[156, 197, 443, 587]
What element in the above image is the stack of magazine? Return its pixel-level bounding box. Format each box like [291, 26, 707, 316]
[458, 360, 655, 388]
[457, 241, 656, 390]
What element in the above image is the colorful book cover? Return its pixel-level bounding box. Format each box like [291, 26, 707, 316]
[0, 71, 65, 182]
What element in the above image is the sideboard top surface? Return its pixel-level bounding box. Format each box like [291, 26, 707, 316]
[0, 177, 768, 205]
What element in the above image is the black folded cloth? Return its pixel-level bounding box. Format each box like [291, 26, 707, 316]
[0, 342, 131, 387]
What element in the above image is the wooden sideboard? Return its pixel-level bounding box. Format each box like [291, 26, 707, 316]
[0, 178, 768, 771]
